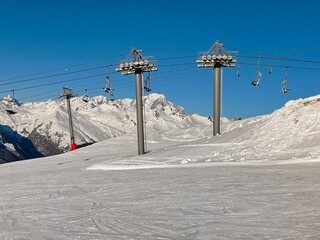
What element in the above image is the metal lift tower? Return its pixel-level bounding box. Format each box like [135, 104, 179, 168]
[197, 40, 236, 136]
[116, 48, 158, 155]
[59, 87, 77, 151]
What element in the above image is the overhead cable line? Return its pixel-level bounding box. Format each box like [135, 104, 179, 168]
[143, 45, 206, 53]
[4, 54, 320, 99]
[4, 53, 320, 87]
[2, 44, 320, 84]
[238, 61, 320, 71]
[3, 59, 320, 97]
[0, 53, 127, 82]
[0, 73, 108, 94]
[9, 65, 201, 101]
[1, 65, 115, 86]
[238, 55, 320, 64]
[225, 44, 320, 64]
[21, 70, 208, 103]
[157, 54, 320, 65]
[1, 56, 196, 86]
[19, 89, 61, 101]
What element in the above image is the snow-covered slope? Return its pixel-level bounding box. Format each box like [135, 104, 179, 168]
[2, 92, 320, 164]
[89, 94, 320, 169]
[0, 93, 210, 161]
[1, 95, 320, 239]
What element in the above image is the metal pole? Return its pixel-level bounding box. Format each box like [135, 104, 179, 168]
[66, 96, 77, 150]
[135, 69, 145, 155]
[213, 66, 221, 136]
[197, 40, 235, 136]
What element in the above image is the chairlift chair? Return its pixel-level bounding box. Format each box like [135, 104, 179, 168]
[282, 87, 290, 94]
[236, 63, 241, 77]
[268, 60, 272, 74]
[82, 89, 90, 102]
[102, 67, 116, 100]
[102, 72, 112, 93]
[144, 86, 152, 92]
[109, 88, 115, 101]
[6, 90, 17, 114]
[252, 57, 262, 86]
[281, 77, 290, 94]
[102, 86, 111, 93]
[252, 71, 262, 86]
[143, 72, 152, 92]
[251, 80, 259, 86]
[281, 67, 290, 94]
[6, 101, 17, 114]
[82, 95, 89, 102]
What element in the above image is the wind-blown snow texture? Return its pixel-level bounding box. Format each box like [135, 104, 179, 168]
[1, 94, 320, 239]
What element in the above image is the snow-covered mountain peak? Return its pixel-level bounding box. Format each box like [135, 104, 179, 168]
[144, 92, 167, 102]
[0, 93, 210, 161]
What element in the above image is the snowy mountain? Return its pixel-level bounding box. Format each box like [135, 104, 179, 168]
[2, 92, 320, 164]
[137, 94, 320, 165]
[0, 93, 210, 162]
[87, 94, 320, 167]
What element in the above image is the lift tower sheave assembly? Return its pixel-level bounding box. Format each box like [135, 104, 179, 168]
[59, 87, 77, 151]
[197, 40, 236, 136]
[116, 48, 158, 155]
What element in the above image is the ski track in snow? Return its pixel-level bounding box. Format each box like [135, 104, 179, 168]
[1, 150, 320, 239]
[2, 95, 320, 239]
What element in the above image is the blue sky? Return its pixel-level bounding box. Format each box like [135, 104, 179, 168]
[0, 0, 320, 118]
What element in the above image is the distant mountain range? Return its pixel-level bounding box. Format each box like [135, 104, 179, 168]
[0, 93, 210, 162]
[1, 92, 320, 164]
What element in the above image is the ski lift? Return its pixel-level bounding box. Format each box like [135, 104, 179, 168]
[143, 72, 152, 92]
[237, 63, 241, 77]
[252, 71, 262, 86]
[281, 67, 290, 94]
[268, 60, 272, 74]
[82, 89, 89, 102]
[252, 56, 262, 86]
[102, 87, 112, 93]
[5, 90, 17, 114]
[102, 66, 115, 100]
[102, 76, 111, 93]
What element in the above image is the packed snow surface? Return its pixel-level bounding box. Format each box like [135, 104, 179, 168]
[1, 95, 320, 239]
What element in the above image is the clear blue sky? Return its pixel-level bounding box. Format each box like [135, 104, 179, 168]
[0, 0, 319, 118]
